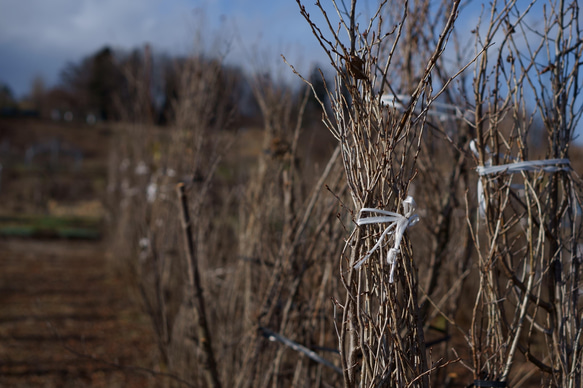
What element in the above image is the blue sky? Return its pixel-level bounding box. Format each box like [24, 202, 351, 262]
[0, 0, 577, 111]
[0, 0, 365, 98]
[1, 1, 581, 141]
[0, 0, 499, 98]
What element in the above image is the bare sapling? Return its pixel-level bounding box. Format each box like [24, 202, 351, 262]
[468, 0, 583, 385]
[176, 182, 221, 388]
[294, 0, 465, 386]
[232, 70, 348, 387]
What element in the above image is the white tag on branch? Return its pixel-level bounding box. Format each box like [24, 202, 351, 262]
[354, 196, 420, 283]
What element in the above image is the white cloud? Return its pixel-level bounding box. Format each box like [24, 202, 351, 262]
[0, 0, 371, 95]
[0, 0, 192, 55]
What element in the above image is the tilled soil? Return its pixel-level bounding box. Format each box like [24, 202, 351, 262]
[0, 238, 161, 387]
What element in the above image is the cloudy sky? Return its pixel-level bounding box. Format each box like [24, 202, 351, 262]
[0, 0, 568, 104]
[0, 0, 383, 97]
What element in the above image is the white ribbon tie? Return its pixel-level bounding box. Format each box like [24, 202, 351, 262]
[470, 139, 571, 217]
[354, 196, 419, 283]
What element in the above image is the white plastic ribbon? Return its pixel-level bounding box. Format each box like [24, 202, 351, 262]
[470, 139, 571, 217]
[354, 196, 420, 283]
[380, 93, 472, 121]
[477, 159, 571, 176]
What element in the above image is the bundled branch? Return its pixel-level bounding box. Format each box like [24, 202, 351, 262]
[294, 0, 464, 386]
[468, 0, 583, 385]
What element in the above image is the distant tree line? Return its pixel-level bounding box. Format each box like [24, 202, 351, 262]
[1, 45, 331, 126]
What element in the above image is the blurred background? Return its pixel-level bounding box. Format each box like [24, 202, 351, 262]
[0, 1, 345, 386]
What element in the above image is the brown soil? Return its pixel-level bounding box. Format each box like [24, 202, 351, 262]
[0, 238, 161, 388]
[0, 118, 165, 387]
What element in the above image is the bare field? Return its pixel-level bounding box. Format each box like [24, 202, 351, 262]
[0, 239, 160, 388]
[0, 118, 163, 387]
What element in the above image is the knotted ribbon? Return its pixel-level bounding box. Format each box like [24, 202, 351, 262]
[354, 196, 419, 283]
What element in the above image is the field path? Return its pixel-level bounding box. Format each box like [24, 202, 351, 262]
[0, 238, 160, 387]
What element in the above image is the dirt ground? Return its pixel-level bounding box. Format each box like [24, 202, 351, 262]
[0, 238, 163, 388]
[0, 118, 167, 387]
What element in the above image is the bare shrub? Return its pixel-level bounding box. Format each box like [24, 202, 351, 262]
[292, 0, 470, 386]
[104, 1, 582, 387]
[467, 0, 583, 385]
[229, 72, 347, 387]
